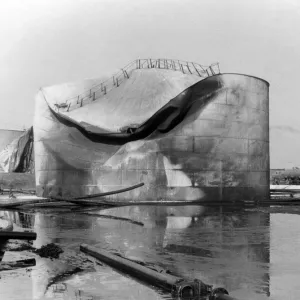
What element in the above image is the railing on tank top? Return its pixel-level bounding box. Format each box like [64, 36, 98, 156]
[53, 59, 220, 113]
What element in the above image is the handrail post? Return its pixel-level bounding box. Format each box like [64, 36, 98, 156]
[192, 62, 202, 77]
[186, 63, 192, 74]
[199, 64, 207, 73]
[179, 62, 184, 74]
[122, 69, 129, 78]
[80, 98, 83, 107]
[93, 92, 96, 101]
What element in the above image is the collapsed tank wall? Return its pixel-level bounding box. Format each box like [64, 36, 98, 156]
[34, 73, 269, 202]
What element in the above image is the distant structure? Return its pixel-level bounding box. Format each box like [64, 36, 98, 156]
[0, 129, 24, 172]
[32, 58, 270, 203]
[0, 128, 34, 173]
[271, 167, 300, 185]
[0, 129, 23, 154]
[0, 128, 35, 190]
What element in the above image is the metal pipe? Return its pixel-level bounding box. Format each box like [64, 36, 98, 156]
[0, 231, 37, 240]
[80, 244, 182, 289]
[51, 182, 145, 202]
[80, 244, 212, 297]
[0, 198, 62, 208]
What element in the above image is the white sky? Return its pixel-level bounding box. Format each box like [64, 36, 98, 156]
[0, 0, 299, 168]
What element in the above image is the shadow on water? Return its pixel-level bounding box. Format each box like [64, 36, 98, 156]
[0, 204, 299, 299]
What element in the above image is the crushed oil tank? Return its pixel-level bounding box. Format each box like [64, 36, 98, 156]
[33, 59, 270, 203]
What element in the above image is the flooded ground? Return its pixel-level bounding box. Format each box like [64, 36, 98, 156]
[0, 204, 299, 300]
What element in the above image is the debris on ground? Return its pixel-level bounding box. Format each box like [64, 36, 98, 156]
[1, 238, 33, 251]
[33, 243, 63, 259]
[0, 258, 36, 271]
[3, 241, 63, 259]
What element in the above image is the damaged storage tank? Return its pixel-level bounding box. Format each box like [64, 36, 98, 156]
[0, 127, 35, 191]
[33, 59, 269, 203]
[0, 127, 34, 174]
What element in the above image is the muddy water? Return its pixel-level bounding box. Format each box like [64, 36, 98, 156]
[0, 205, 299, 300]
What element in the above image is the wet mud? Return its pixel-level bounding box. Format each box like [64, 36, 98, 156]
[33, 243, 63, 259]
[3, 242, 63, 259]
[0, 205, 299, 299]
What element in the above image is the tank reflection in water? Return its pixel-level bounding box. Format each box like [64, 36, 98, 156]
[0, 205, 300, 299]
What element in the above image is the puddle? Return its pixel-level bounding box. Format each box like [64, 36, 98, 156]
[0, 205, 299, 299]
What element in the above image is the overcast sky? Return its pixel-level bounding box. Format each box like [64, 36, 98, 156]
[0, 0, 299, 168]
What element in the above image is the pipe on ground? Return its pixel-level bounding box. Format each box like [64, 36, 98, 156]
[80, 244, 239, 299]
[0, 231, 37, 240]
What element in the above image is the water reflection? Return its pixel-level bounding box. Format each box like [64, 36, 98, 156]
[0, 204, 298, 299]
[0, 209, 35, 229]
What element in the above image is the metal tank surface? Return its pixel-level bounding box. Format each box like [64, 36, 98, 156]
[33, 59, 269, 203]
